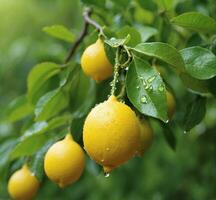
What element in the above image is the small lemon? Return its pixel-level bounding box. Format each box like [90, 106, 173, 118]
[83, 95, 140, 173]
[44, 134, 85, 188]
[137, 119, 154, 156]
[166, 91, 176, 120]
[8, 164, 40, 200]
[81, 39, 113, 81]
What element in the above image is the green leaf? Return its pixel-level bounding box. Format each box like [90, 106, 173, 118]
[161, 123, 176, 150]
[184, 96, 206, 131]
[0, 140, 17, 170]
[180, 47, 216, 80]
[81, 0, 105, 7]
[105, 35, 131, 48]
[135, 25, 158, 42]
[43, 25, 75, 43]
[104, 43, 116, 66]
[154, 0, 177, 11]
[35, 88, 69, 121]
[180, 73, 209, 94]
[117, 26, 141, 47]
[171, 12, 216, 34]
[132, 42, 185, 72]
[126, 56, 168, 122]
[5, 95, 33, 122]
[69, 71, 96, 118]
[27, 62, 61, 104]
[10, 134, 49, 160]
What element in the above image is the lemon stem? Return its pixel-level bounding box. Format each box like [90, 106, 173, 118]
[110, 48, 121, 96]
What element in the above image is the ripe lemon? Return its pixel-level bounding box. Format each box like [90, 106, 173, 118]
[44, 134, 85, 188]
[81, 39, 113, 81]
[83, 95, 140, 173]
[137, 119, 154, 156]
[166, 91, 176, 120]
[8, 164, 39, 200]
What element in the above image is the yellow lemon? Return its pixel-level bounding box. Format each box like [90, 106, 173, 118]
[81, 39, 113, 81]
[137, 119, 154, 156]
[166, 91, 176, 120]
[44, 134, 85, 188]
[83, 95, 140, 173]
[8, 164, 39, 200]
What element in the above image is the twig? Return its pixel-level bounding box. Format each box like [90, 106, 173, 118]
[64, 8, 104, 64]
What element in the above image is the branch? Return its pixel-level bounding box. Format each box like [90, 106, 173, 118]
[64, 8, 104, 64]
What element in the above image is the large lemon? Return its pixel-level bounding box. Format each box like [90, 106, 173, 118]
[44, 134, 85, 188]
[81, 39, 113, 81]
[83, 95, 140, 173]
[8, 164, 40, 200]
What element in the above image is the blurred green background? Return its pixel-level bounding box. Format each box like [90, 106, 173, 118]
[1, 0, 216, 200]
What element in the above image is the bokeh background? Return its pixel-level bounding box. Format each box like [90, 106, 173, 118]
[0, 0, 216, 199]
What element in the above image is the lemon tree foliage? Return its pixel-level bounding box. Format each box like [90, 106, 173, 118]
[1, 0, 216, 199]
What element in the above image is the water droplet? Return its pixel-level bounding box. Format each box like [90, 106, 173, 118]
[146, 85, 153, 91]
[147, 76, 156, 83]
[110, 82, 113, 86]
[183, 130, 188, 134]
[140, 96, 148, 104]
[125, 67, 129, 71]
[101, 159, 105, 163]
[104, 172, 110, 178]
[142, 80, 147, 87]
[136, 86, 140, 89]
[165, 120, 169, 123]
[106, 147, 110, 151]
[158, 84, 164, 92]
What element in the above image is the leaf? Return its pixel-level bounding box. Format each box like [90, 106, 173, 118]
[27, 62, 61, 104]
[81, 0, 105, 7]
[117, 26, 141, 47]
[155, 0, 177, 11]
[43, 25, 75, 43]
[105, 35, 131, 48]
[28, 139, 54, 181]
[126, 55, 168, 122]
[0, 140, 17, 169]
[161, 123, 176, 150]
[10, 134, 49, 160]
[5, 95, 33, 122]
[69, 71, 96, 118]
[171, 12, 216, 34]
[35, 88, 69, 121]
[132, 42, 185, 72]
[135, 25, 158, 42]
[180, 47, 216, 80]
[184, 96, 206, 131]
[104, 43, 116, 66]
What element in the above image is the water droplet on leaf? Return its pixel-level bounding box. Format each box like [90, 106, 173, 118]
[104, 172, 110, 178]
[158, 84, 164, 92]
[147, 76, 156, 83]
[140, 96, 148, 104]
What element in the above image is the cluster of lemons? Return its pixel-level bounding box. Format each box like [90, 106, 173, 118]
[8, 39, 175, 200]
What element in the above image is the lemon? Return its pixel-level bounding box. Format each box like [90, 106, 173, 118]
[81, 39, 113, 81]
[83, 95, 140, 173]
[166, 91, 176, 120]
[8, 164, 39, 200]
[44, 134, 85, 188]
[137, 119, 154, 156]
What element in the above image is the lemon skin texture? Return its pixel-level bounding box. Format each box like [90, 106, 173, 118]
[44, 134, 85, 188]
[166, 91, 176, 120]
[137, 119, 154, 156]
[8, 165, 40, 200]
[81, 39, 113, 82]
[83, 95, 140, 173]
